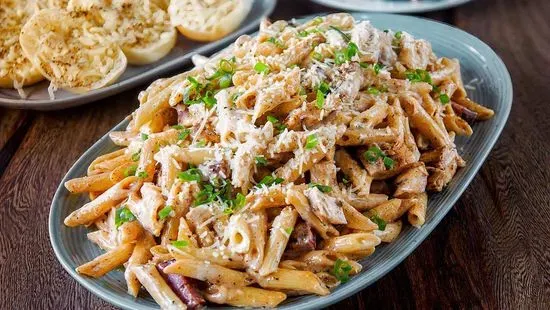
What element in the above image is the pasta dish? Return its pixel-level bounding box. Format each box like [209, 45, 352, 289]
[62, 13, 494, 308]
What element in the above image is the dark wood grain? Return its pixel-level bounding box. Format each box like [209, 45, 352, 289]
[1, 0, 549, 309]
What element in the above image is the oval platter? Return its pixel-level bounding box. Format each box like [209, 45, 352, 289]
[49, 12, 513, 310]
[0, 0, 275, 111]
[311, 0, 473, 14]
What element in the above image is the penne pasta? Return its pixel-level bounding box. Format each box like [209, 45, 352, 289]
[131, 264, 187, 309]
[163, 258, 252, 287]
[61, 13, 495, 308]
[252, 268, 330, 296]
[205, 285, 287, 308]
[76, 243, 135, 278]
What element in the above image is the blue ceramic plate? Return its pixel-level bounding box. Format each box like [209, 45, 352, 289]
[311, 0, 472, 13]
[50, 13, 512, 310]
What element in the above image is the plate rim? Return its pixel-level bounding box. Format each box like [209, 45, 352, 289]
[0, 0, 276, 111]
[310, 0, 473, 13]
[49, 12, 513, 310]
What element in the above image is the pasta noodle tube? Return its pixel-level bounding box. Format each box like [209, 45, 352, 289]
[335, 149, 373, 197]
[64, 176, 141, 227]
[65, 172, 114, 193]
[346, 194, 389, 211]
[163, 258, 253, 287]
[244, 210, 267, 271]
[374, 220, 403, 243]
[297, 250, 362, 274]
[286, 188, 339, 239]
[454, 97, 494, 121]
[393, 164, 428, 198]
[322, 233, 381, 256]
[404, 193, 428, 228]
[176, 217, 199, 248]
[367, 198, 409, 223]
[399, 95, 452, 148]
[168, 245, 246, 269]
[137, 139, 158, 182]
[131, 264, 187, 310]
[251, 268, 330, 296]
[87, 149, 126, 175]
[259, 206, 298, 276]
[125, 232, 156, 297]
[117, 221, 143, 245]
[173, 147, 216, 166]
[76, 243, 135, 278]
[340, 200, 378, 231]
[247, 186, 286, 211]
[205, 285, 287, 308]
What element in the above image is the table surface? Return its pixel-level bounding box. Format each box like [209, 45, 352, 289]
[1, 0, 549, 309]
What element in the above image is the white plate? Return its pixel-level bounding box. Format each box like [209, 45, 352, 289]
[311, 0, 472, 13]
[0, 0, 275, 111]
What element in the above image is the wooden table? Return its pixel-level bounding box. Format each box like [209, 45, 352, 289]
[1, 0, 549, 308]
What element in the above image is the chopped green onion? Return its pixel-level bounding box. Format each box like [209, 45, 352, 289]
[255, 156, 268, 166]
[370, 214, 386, 231]
[405, 69, 432, 84]
[342, 175, 350, 185]
[284, 227, 293, 235]
[115, 206, 136, 228]
[224, 192, 245, 215]
[194, 184, 216, 206]
[218, 74, 232, 89]
[195, 139, 207, 147]
[334, 50, 347, 65]
[187, 76, 202, 89]
[316, 90, 325, 109]
[346, 42, 358, 59]
[219, 59, 234, 74]
[316, 81, 330, 109]
[312, 17, 323, 25]
[308, 183, 332, 193]
[305, 134, 318, 150]
[298, 30, 309, 37]
[171, 240, 189, 249]
[141, 133, 149, 141]
[178, 168, 202, 182]
[202, 91, 217, 108]
[394, 31, 403, 39]
[267, 115, 287, 133]
[373, 63, 383, 75]
[332, 259, 353, 283]
[257, 175, 284, 187]
[439, 93, 450, 104]
[254, 62, 270, 74]
[178, 128, 191, 141]
[131, 151, 140, 162]
[124, 164, 137, 177]
[158, 205, 173, 220]
[312, 52, 323, 61]
[137, 171, 148, 179]
[383, 156, 395, 169]
[172, 125, 184, 130]
[363, 146, 385, 163]
[267, 37, 285, 49]
[367, 87, 380, 95]
[334, 42, 359, 65]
